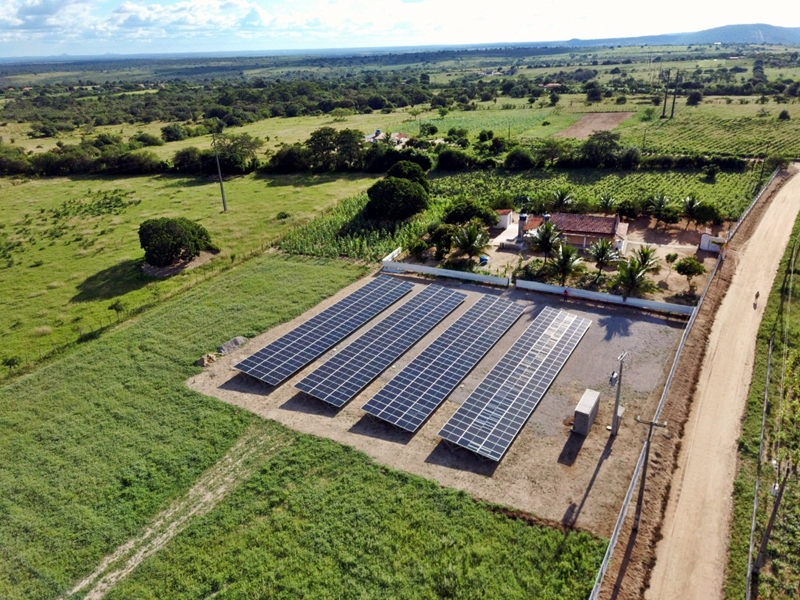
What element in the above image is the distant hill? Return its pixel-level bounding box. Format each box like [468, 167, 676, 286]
[562, 23, 800, 47]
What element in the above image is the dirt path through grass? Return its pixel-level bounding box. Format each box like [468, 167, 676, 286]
[63, 424, 291, 600]
[646, 167, 800, 600]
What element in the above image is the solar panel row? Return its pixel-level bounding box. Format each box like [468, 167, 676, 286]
[362, 295, 524, 432]
[439, 307, 591, 461]
[234, 276, 413, 386]
[295, 285, 466, 407]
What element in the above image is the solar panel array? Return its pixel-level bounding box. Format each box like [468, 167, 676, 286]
[361, 296, 524, 432]
[295, 285, 466, 407]
[439, 306, 591, 461]
[234, 276, 413, 386]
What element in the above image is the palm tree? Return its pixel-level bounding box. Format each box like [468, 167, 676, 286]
[526, 221, 561, 263]
[681, 195, 703, 229]
[647, 193, 676, 228]
[551, 188, 574, 212]
[614, 257, 652, 299]
[588, 238, 620, 283]
[553, 244, 582, 286]
[453, 221, 490, 265]
[634, 245, 660, 274]
[598, 194, 617, 215]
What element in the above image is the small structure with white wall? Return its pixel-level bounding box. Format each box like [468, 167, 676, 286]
[573, 389, 601, 436]
[700, 233, 726, 253]
[496, 209, 515, 230]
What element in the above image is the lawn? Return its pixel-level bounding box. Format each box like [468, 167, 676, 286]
[0, 172, 377, 375]
[0, 253, 606, 599]
[725, 215, 800, 600]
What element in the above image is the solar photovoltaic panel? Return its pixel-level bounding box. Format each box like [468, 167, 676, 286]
[361, 295, 524, 432]
[295, 285, 466, 407]
[438, 306, 590, 461]
[234, 276, 414, 386]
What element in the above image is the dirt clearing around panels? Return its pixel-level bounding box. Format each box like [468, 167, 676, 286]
[555, 112, 635, 140]
[189, 275, 684, 538]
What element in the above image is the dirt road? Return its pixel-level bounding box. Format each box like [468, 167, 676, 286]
[646, 167, 800, 600]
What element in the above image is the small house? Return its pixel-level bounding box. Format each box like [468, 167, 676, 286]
[495, 209, 514, 230]
[524, 213, 627, 252]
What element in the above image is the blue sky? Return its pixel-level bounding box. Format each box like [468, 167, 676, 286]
[0, 0, 796, 58]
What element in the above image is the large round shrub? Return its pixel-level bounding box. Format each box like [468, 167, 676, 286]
[365, 177, 429, 221]
[138, 217, 217, 267]
[386, 160, 430, 191]
[504, 147, 536, 170]
[436, 148, 473, 171]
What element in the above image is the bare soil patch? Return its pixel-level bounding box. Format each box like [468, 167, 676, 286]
[140, 250, 216, 278]
[189, 276, 684, 538]
[597, 167, 798, 600]
[555, 112, 636, 140]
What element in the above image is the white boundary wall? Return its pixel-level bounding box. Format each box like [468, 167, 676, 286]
[514, 280, 695, 315]
[381, 260, 510, 287]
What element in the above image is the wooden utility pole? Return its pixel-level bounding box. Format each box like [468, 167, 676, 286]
[753, 465, 793, 575]
[212, 133, 228, 213]
[611, 352, 628, 436]
[670, 71, 680, 119]
[661, 70, 671, 119]
[633, 416, 668, 530]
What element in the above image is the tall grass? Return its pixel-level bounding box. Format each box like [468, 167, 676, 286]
[0, 254, 369, 599]
[105, 437, 606, 600]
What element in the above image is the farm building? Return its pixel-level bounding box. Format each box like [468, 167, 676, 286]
[523, 213, 628, 252]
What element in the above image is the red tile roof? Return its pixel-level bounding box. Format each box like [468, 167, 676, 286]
[523, 213, 618, 236]
[495, 209, 512, 215]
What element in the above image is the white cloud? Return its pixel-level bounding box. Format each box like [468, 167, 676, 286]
[0, 0, 797, 56]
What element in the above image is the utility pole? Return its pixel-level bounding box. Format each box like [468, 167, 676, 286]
[611, 352, 629, 436]
[661, 69, 671, 119]
[212, 133, 228, 213]
[670, 71, 680, 119]
[753, 465, 794, 575]
[633, 416, 668, 530]
[642, 128, 647, 153]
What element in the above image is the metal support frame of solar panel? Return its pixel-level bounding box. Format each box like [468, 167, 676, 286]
[361, 296, 524, 432]
[439, 307, 591, 461]
[234, 276, 413, 386]
[295, 285, 466, 408]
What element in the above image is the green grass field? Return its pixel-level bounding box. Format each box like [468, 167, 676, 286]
[725, 217, 800, 600]
[0, 172, 377, 376]
[0, 253, 605, 599]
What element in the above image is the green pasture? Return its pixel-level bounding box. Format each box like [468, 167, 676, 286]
[105, 436, 604, 600]
[0, 253, 605, 599]
[726, 216, 800, 600]
[0, 172, 376, 374]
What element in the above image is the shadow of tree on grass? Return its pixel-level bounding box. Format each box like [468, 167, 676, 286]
[71, 259, 152, 303]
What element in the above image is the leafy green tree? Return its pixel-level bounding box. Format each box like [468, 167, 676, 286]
[504, 147, 536, 170]
[334, 128, 366, 171]
[588, 238, 620, 283]
[438, 107, 449, 119]
[665, 252, 679, 275]
[692, 202, 722, 227]
[436, 148, 472, 171]
[387, 160, 429, 191]
[161, 123, 188, 142]
[443, 198, 498, 227]
[429, 223, 456, 260]
[365, 177, 429, 221]
[138, 217, 217, 267]
[268, 144, 311, 174]
[553, 244, 582, 286]
[526, 221, 561, 263]
[581, 131, 621, 167]
[453, 221, 490, 265]
[647, 194, 679, 229]
[549, 91, 560, 106]
[686, 91, 703, 106]
[215, 132, 264, 173]
[305, 126, 338, 171]
[676, 256, 706, 287]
